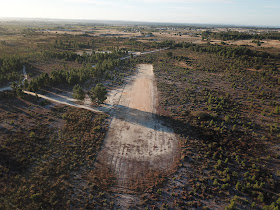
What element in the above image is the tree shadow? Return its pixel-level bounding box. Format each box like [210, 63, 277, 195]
[98, 104, 171, 132]
[97, 104, 199, 136]
[100, 103, 221, 142]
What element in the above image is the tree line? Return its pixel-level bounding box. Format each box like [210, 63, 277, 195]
[36, 47, 127, 64]
[172, 41, 277, 60]
[53, 39, 94, 50]
[23, 57, 121, 92]
[202, 31, 280, 41]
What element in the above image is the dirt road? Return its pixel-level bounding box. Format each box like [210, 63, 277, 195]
[95, 64, 180, 207]
[22, 90, 104, 113]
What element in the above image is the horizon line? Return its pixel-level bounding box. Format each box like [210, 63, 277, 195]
[1, 16, 280, 29]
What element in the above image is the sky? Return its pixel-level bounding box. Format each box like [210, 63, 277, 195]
[0, 0, 280, 27]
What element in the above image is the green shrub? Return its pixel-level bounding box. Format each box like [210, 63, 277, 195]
[225, 115, 230, 123]
[225, 200, 235, 210]
[257, 192, 264, 203]
[235, 182, 241, 191]
[213, 179, 219, 186]
[29, 131, 35, 138]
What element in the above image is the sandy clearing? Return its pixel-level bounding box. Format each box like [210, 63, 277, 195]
[95, 64, 180, 207]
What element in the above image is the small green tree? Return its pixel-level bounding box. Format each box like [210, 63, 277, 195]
[213, 179, 219, 186]
[257, 192, 264, 203]
[89, 83, 107, 104]
[73, 84, 85, 100]
[235, 181, 241, 190]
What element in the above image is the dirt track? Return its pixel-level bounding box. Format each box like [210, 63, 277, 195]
[95, 64, 180, 207]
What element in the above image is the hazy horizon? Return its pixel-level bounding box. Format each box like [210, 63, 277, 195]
[1, 0, 280, 27]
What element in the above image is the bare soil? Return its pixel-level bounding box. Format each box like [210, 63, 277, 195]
[94, 64, 180, 207]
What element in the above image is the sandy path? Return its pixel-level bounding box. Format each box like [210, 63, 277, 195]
[0, 86, 11, 91]
[95, 64, 180, 208]
[22, 65, 28, 81]
[22, 90, 104, 113]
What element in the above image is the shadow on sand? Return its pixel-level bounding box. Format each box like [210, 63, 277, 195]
[102, 103, 221, 142]
[99, 104, 174, 133]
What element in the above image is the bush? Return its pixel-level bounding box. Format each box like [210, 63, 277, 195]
[29, 131, 35, 138]
[222, 183, 230, 189]
[225, 115, 230, 123]
[213, 179, 219, 186]
[225, 200, 235, 210]
[235, 181, 241, 191]
[257, 192, 264, 203]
